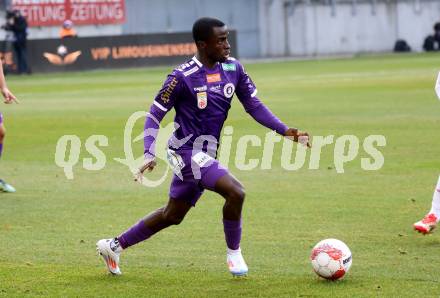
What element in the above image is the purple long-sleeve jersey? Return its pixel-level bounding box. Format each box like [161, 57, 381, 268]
[144, 56, 288, 157]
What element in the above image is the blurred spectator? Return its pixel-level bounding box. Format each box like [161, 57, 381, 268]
[434, 22, 440, 46]
[2, 10, 30, 74]
[423, 22, 440, 51]
[394, 39, 411, 52]
[59, 20, 77, 39]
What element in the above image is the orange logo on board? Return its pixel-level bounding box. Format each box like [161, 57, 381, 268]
[206, 73, 221, 83]
[43, 45, 81, 66]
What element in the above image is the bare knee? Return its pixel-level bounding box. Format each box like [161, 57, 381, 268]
[226, 185, 245, 205]
[0, 127, 5, 142]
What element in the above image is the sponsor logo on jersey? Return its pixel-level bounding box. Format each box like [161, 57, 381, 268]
[194, 85, 207, 92]
[206, 73, 221, 83]
[161, 77, 178, 104]
[197, 92, 207, 109]
[209, 84, 222, 93]
[221, 63, 236, 71]
[223, 83, 235, 98]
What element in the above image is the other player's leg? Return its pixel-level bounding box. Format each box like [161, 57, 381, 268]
[0, 118, 15, 193]
[201, 165, 248, 276]
[414, 175, 440, 234]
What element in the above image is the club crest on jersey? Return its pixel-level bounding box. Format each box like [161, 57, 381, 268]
[221, 63, 236, 71]
[206, 73, 221, 83]
[223, 83, 235, 98]
[197, 92, 207, 109]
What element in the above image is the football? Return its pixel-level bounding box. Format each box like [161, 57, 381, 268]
[310, 238, 352, 280]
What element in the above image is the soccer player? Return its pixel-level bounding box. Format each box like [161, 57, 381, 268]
[0, 62, 18, 192]
[97, 17, 310, 276]
[414, 175, 440, 234]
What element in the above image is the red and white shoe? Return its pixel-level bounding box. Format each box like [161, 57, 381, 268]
[227, 248, 248, 277]
[96, 238, 122, 275]
[414, 213, 438, 234]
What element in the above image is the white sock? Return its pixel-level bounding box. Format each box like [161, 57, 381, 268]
[227, 247, 241, 255]
[428, 175, 440, 221]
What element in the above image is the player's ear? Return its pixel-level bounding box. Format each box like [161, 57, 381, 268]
[196, 40, 207, 50]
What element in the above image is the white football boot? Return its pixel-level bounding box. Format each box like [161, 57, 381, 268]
[227, 247, 248, 276]
[96, 238, 122, 275]
[0, 179, 15, 193]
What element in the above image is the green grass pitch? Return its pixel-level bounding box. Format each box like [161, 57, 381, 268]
[1, 53, 439, 297]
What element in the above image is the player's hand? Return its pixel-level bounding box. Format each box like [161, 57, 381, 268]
[284, 128, 311, 148]
[1, 87, 18, 104]
[134, 158, 157, 183]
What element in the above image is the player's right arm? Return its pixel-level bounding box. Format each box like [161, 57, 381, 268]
[136, 71, 181, 178]
[0, 63, 18, 104]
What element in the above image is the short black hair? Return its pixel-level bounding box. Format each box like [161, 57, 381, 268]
[192, 17, 225, 42]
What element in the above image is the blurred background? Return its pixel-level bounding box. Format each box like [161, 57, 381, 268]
[0, 0, 439, 73]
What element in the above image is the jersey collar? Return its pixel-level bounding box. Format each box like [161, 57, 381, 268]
[192, 56, 220, 71]
[192, 56, 203, 67]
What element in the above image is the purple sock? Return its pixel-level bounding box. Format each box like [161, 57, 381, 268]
[223, 219, 242, 250]
[0, 143, 3, 158]
[117, 220, 154, 249]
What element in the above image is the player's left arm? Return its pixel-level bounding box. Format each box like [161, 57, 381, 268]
[235, 62, 310, 147]
[244, 97, 310, 148]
